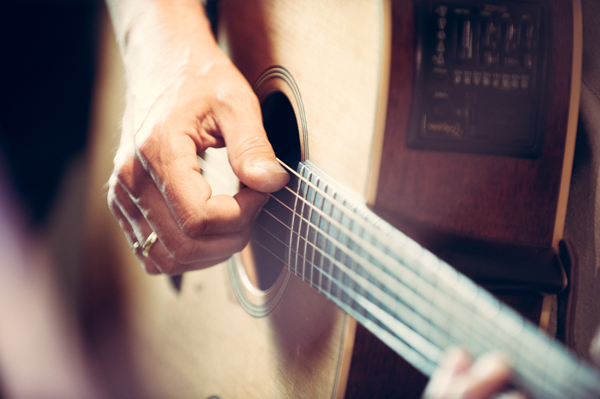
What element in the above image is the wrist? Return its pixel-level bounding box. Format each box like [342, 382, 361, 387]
[108, 0, 222, 84]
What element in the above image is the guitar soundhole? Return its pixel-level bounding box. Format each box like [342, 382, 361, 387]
[247, 91, 301, 291]
[262, 92, 301, 173]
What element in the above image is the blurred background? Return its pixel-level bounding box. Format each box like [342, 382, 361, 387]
[0, 1, 145, 397]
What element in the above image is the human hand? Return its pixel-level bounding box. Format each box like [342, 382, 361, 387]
[106, 0, 289, 275]
[422, 348, 525, 399]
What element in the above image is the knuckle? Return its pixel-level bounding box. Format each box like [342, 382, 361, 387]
[214, 82, 246, 106]
[114, 159, 135, 189]
[213, 81, 260, 119]
[178, 210, 212, 237]
[135, 131, 158, 165]
[158, 258, 177, 276]
[169, 242, 194, 265]
[231, 135, 271, 171]
[237, 134, 269, 157]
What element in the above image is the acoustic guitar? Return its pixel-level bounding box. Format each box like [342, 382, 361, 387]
[111, 0, 600, 398]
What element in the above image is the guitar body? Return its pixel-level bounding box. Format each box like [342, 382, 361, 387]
[118, 1, 386, 398]
[107, 0, 581, 398]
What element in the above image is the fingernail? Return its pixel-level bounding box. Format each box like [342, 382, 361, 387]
[253, 160, 288, 175]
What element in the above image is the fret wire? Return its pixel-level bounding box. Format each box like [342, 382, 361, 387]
[344, 198, 361, 322]
[292, 164, 305, 279]
[314, 175, 324, 293]
[311, 176, 322, 291]
[332, 193, 350, 306]
[312, 174, 327, 293]
[302, 170, 315, 285]
[322, 182, 336, 298]
[305, 171, 316, 286]
[256, 203, 584, 394]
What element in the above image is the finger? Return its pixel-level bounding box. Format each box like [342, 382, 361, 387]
[116, 153, 256, 271]
[458, 352, 513, 399]
[108, 181, 162, 274]
[112, 181, 184, 275]
[124, 171, 254, 265]
[440, 347, 473, 375]
[130, 133, 270, 237]
[423, 348, 473, 399]
[214, 82, 290, 193]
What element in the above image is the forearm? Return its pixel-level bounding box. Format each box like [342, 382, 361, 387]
[106, 0, 226, 135]
[106, 0, 217, 61]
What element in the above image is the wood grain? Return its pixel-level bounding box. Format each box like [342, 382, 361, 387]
[218, 0, 383, 197]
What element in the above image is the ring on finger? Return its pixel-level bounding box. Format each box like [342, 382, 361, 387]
[142, 231, 158, 257]
[131, 241, 140, 254]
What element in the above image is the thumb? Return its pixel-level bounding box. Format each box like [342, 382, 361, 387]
[220, 101, 290, 193]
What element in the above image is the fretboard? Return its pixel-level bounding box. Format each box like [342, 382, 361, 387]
[252, 161, 600, 399]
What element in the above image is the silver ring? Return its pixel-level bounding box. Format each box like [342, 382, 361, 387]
[142, 231, 158, 257]
[131, 241, 140, 254]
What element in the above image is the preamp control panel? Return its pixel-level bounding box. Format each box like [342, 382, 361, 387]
[408, 1, 549, 158]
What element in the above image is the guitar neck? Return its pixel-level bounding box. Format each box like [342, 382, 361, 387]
[253, 161, 600, 399]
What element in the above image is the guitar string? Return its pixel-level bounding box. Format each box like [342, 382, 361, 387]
[251, 211, 585, 398]
[262, 184, 523, 350]
[257, 208, 580, 396]
[253, 215, 487, 358]
[199, 155, 598, 397]
[255, 212, 467, 353]
[248, 229, 438, 375]
[256, 205, 493, 355]
[255, 210, 571, 398]
[254, 165, 596, 397]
